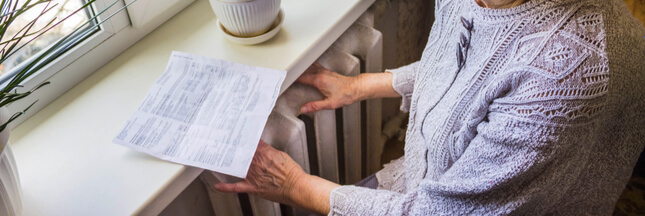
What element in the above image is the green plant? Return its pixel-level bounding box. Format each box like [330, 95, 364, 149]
[0, 0, 134, 132]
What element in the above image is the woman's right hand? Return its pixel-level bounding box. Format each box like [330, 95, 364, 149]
[296, 62, 362, 113]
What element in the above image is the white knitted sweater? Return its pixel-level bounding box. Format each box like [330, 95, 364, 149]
[329, 0, 645, 215]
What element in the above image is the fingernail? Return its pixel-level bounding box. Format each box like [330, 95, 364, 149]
[301, 107, 308, 113]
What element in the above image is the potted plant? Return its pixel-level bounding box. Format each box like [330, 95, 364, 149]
[0, 1, 134, 215]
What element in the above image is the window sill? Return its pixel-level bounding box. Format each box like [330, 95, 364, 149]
[8, 0, 374, 215]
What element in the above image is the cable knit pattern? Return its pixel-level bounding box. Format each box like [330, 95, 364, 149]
[329, 0, 645, 215]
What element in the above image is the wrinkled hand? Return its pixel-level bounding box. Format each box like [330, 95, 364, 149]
[296, 62, 362, 113]
[213, 140, 306, 205]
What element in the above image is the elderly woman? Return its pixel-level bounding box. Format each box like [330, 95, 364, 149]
[215, 0, 645, 215]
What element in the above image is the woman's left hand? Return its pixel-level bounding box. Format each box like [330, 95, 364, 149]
[214, 140, 340, 215]
[213, 140, 306, 205]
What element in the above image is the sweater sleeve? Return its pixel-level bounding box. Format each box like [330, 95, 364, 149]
[329, 111, 599, 215]
[329, 69, 608, 214]
[386, 61, 419, 112]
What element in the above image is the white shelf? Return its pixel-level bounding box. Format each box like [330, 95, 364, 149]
[8, 0, 374, 215]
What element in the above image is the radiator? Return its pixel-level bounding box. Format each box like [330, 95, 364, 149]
[331, 22, 384, 177]
[201, 12, 383, 216]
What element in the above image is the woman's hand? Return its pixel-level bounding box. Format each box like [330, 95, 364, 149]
[214, 140, 340, 215]
[213, 140, 305, 204]
[297, 62, 401, 114]
[296, 62, 362, 113]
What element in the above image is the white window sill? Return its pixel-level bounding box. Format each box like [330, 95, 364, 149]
[8, 0, 374, 215]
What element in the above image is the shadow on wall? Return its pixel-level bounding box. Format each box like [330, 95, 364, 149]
[624, 0, 645, 26]
[366, 0, 435, 165]
[370, 0, 435, 122]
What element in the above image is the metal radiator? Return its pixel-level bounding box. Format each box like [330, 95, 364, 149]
[200, 12, 383, 216]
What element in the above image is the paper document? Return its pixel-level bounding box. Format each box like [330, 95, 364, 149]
[113, 51, 286, 178]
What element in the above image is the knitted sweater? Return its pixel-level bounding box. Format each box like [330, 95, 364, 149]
[329, 0, 645, 215]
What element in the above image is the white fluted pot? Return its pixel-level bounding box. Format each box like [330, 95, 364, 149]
[209, 0, 281, 37]
[0, 107, 22, 216]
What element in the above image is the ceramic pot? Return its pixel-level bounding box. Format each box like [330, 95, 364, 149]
[0, 107, 22, 216]
[209, 0, 281, 37]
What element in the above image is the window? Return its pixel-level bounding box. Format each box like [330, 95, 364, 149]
[0, 0, 96, 81]
[3, 0, 194, 126]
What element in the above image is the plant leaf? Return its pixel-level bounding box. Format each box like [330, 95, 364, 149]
[0, 99, 37, 132]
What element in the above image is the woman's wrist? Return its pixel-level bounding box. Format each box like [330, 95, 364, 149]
[350, 75, 367, 102]
[287, 173, 340, 215]
[354, 72, 399, 101]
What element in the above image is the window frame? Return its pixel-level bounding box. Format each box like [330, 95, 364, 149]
[5, 0, 194, 127]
